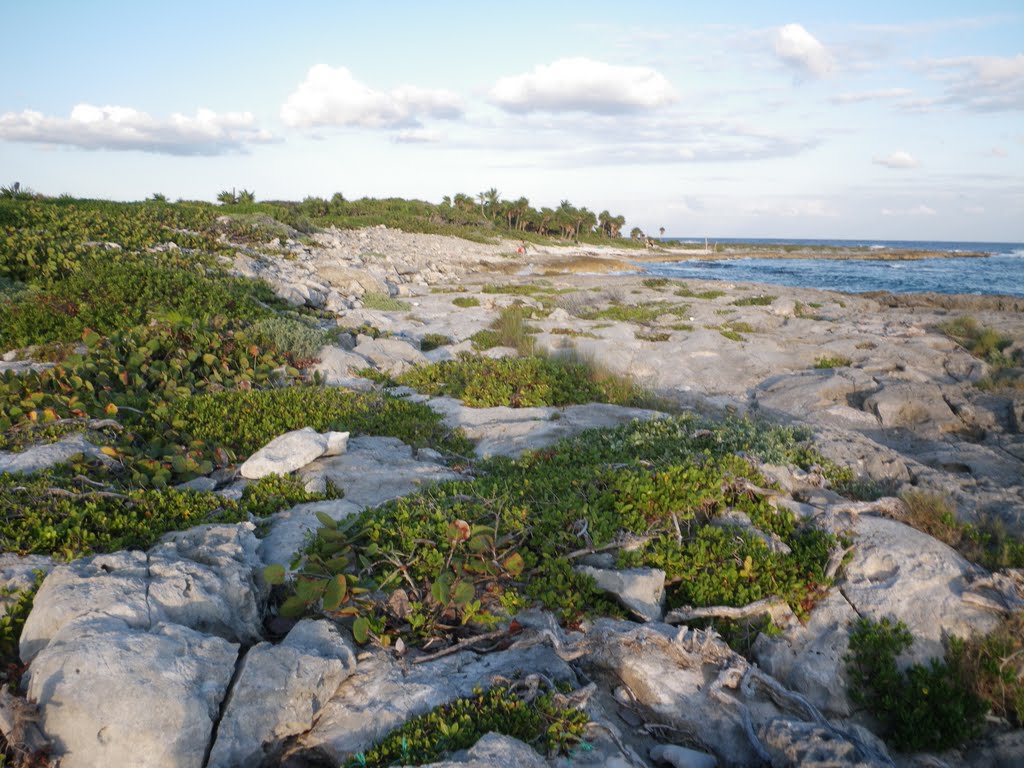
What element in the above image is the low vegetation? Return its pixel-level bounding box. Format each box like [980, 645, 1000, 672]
[846, 617, 988, 751]
[732, 294, 776, 306]
[345, 685, 589, 767]
[270, 415, 845, 649]
[394, 353, 649, 409]
[897, 490, 1024, 571]
[814, 355, 852, 369]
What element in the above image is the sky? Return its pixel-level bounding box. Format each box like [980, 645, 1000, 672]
[2, 0, 1022, 241]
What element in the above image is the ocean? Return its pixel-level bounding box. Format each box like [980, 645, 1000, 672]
[642, 239, 1024, 297]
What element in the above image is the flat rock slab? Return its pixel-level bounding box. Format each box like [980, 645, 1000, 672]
[754, 509, 1002, 716]
[208, 620, 358, 768]
[21, 523, 264, 664]
[26, 617, 238, 768]
[575, 565, 665, 622]
[300, 435, 461, 509]
[240, 427, 349, 479]
[425, 397, 667, 458]
[313, 345, 377, 388]
[290, 644, 576, 764]
[353, 338, 428, 376]
[0, 432, 110, 475]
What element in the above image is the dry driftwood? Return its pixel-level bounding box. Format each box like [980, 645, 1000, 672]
[0, 688, 51, 766]
[665, 596, 796, 626]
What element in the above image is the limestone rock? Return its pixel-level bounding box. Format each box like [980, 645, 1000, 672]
[26, 618, 238, 768]
[20, 524, 264, 663]
[416, 733, 547, 767]
[575, 565, 665, 621]
[258, 499, 362, 572]
[299, 435, 460, 510]
[288, 643, 575, 764]
[313, 345, 376, 387]
[352, 337, 428, 376]
[0, 432, 111, 475]
[863, 381, 959, 431]
[240, 427, 350, 479]
[758, 718, 885, 768]
[648, 744, 718, 768]
[428, 397, 666, 458]
[207, 620, 358, 768]
[0, 553, 54, 619]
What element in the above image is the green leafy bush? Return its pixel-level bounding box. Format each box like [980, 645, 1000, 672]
[470, 306, 539, 354]
[275, 415, 839, 645]
[344, 685, 589, 767]
[165, 387, 472, 460]
[846, 617, 987, 751]
[732, 295, 775, 306]
[395, 354, 648, 409]
[361, 294, 411, 311]
[939, 316, 1017, 366]
[814, 356, 852, 369]
[451, 296, 480, 308]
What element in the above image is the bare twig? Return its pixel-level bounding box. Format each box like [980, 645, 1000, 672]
[410, 629, 509, 665]
[665, 597, 795, 626]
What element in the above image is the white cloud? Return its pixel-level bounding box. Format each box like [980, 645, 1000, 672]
[926, 54, 1024, 111]
[0, 104, 273, 155]
[773, 24, 833, 78]
[281, 65, 463, 129]
[394, 128, 443, 144]
[832, 88, 913, 105]
[873, 151, 919, 169]
[489, 57, 677, 114]
[882, 204, 936, 216]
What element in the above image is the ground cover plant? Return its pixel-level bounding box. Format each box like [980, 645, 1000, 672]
[846, 617, 988, 751]
[394, 353, 649, 409]
[270, 415, 845, 650]
[344, 685, 589, 766]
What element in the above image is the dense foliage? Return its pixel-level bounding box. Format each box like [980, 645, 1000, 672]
[271, 415, 843, 647]
[846, 617, 988, 751]
[344, 685, 589, 766]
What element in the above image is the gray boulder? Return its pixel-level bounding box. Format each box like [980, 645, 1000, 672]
[0, 432, 111, 475]
[21, 523, 264, 663]
[575, 565, 665, 621]
[207, 620, 358, 767]
[240, 427, 349, 479]
[352, 338, 428, 376]
[26, 617, 238, 768]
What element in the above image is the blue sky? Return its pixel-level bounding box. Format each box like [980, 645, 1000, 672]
[2, 1, 1022, 241]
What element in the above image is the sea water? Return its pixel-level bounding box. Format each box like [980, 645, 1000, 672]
[643, 239, 1024, 297]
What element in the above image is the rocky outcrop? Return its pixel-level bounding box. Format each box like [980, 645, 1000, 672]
[240, 427, 349, 479]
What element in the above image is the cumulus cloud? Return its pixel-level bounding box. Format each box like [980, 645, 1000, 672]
[773, 24, 833, 78]
[281, 65, 463, 129]
[489, 57, 677, 114]
[873, 151, 919, 169]
[0, 104, 273, 155]
[882, 204, 936, 216]
[927, 54, 1024, 111]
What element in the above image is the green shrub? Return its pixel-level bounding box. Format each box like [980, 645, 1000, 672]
[814, 356, 852, 369]
[950, 614, 1024, 726]
[419, 333, 452, 352]
[469, 306, 538, 354]
[939, 317, 1016, 366]
[360, 294, 410, 311]
[846, 617, 987, 751]
[674, 285, 725, 300]
[395, 354, 647, 409]
[165, 387, 472, 460]
[732, 295, 775, 306]
[451, 296, 480, 308]
[578, 301, 688, 325]
[244, 316, 329, 363]
[641, 277, 670, 289]
[344, 685, 589, 767]
[274, 414, 839, 646]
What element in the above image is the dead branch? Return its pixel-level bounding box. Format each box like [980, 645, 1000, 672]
[665, 597, 795, 626]
[0, 688, 52, 766]
[410, 628, 509, 664]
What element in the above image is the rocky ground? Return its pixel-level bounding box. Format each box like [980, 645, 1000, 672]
[2, 225, 1022, 768]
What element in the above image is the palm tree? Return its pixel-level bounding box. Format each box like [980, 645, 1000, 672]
[609, 215, 626, 238]
[217, 189, 237, 205]
[441, 195, 452, 208]
[484, 188, 500, 219]
[237, 189, 256, 205]
[453, 193, 474, 212]
[630, 226, 644, 241]
[538, 207, 555, 236]
[659, 227, 666, 238]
